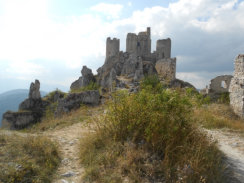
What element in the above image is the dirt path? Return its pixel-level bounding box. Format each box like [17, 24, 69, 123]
[205, 129, 244, 183]
[45, 122, 88, 183]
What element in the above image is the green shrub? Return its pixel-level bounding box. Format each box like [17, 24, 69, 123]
[217, 92, 230, 104]
[80, 88, 224, 182]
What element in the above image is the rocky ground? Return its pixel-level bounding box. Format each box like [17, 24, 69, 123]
[205, 129, 244, 183]
[46, 122, 87, 183]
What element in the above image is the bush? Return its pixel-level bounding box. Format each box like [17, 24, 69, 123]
[80, 87, 224, 182]
[0, 135, 60, 183]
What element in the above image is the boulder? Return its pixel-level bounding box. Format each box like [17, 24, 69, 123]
[70, 66, 96, 90]
[169, 79, 197, 90]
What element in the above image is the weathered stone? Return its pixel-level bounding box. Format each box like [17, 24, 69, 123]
[29, 80, 41, 99]
[56, 90, 100, 115]
[2, 111, 41, 130]
[2, 80, 48, 129]
[229, 54, 244, 118]
[70, 66, 96, 90]
[155, 58, 176, 82]
[169, 79, 196, 90]
[143, 61, 157, 76]
[209, 75, 233, 94]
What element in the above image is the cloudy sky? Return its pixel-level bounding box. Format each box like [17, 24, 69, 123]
[0, 0, 243, 93]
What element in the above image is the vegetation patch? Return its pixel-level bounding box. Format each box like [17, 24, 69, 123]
[26, 106, 98, 132]
[194, 103, 244, 132]
[70, 82, 99, 93]
[0, 134, 60, 183]
[79, 77, 225, 182]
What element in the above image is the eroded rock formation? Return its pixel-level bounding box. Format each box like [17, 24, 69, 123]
[2, 80, 48, 129]
[70, 66, 96, 90]
[55, 90, 100, 115]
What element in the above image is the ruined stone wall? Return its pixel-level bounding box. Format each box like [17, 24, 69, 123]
[209, 75, 233, 93]
[106, 37, 120, 58]
[229, 54, 244, 118]
[156, 38, 171, 60]
[155, 58, 176, 81]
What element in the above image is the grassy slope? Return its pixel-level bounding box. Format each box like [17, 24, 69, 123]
[0, 133, 60, 183]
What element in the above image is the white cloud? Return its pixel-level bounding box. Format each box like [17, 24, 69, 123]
[90, 3, 124, 19]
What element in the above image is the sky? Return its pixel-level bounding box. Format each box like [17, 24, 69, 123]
[0, 0, 243, 93]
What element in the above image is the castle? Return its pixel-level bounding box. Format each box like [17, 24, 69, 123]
[105, 27, 172, 63]
[96, 27, 176, 88]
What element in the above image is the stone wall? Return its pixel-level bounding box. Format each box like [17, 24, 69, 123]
[229, 54, 244, 118]
[155, 58, 176, 81]
[209, 75, 233, 93]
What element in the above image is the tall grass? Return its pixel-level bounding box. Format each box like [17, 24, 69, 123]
[0, 134, 60, 183]
[79, 76, 225, 182]
[194, 103, 244, 132]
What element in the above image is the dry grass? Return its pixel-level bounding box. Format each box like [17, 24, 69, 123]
[25, 106, 102, 132]
[0, 133, 60, 183]
[194, 103, 244, 132]
[79, 85, 226, 182]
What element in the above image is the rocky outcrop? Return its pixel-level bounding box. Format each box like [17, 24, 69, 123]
[2, 111, 42, 130]
[56, 90, 100, 115]
[70, 66, 96, 90]
[1, 80, 48, 130]
[169, 79, 196, 90]
[229, 54, 244, 118]
[155, 58, 176, 82]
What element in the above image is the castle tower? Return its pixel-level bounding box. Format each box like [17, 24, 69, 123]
[106, 37, 120, 58]
[126, 27, 151, 57]
[156, 38, 171, 60]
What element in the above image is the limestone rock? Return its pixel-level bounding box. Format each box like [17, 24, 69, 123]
[143, 61, 157, 76]
[169, 79, 196, 90]
[56, 90, 100, 115]
[2, 111, 42, 130]
[2, 80, 48, 129]
[70, 66, 96, 90]
[155, 58, 176, 82]
[29, 80, 41, 99]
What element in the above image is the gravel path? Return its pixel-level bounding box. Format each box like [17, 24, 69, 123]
[46, 122, 88, 183]
[205, 129, 244, 183]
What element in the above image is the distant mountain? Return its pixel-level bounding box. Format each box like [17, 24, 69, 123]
[0, 89, 47, 127]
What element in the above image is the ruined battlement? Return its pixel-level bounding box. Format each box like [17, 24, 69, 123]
[106, 27, 171, 63]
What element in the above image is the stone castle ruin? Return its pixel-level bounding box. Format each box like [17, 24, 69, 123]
[70, 27, 195, 92]
[95, 27, 177, 90]
[229, 54, 244, 118]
